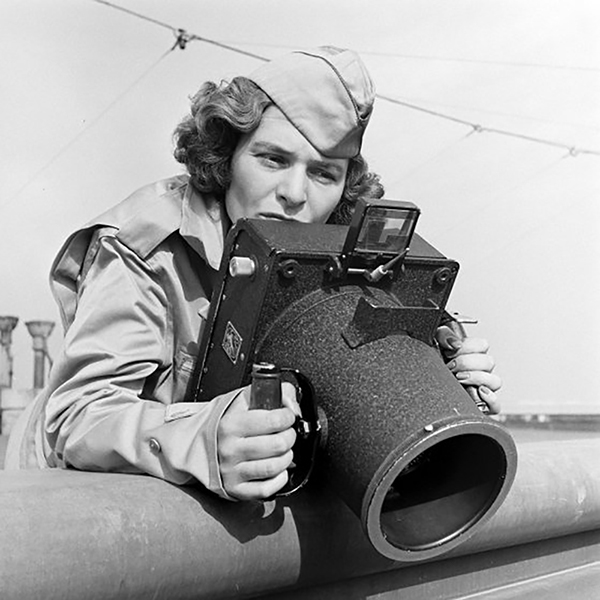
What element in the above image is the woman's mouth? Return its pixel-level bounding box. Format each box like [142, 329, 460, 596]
[258, 213, 298, 222]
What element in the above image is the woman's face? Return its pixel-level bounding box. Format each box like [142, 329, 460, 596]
[225, 106, 348, 224]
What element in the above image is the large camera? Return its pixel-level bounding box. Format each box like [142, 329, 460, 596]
[187, 198, 517, 562]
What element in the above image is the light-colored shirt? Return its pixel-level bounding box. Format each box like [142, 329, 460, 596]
[6, 175, 239, 498]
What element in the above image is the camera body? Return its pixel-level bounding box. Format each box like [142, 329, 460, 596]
[187, 199, 517, 563]
[189, 199, 457, 400]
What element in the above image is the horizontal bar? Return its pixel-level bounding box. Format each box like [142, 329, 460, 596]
[1, 438, 599, 599]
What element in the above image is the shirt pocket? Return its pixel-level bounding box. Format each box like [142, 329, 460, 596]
[173, 347, 198, 402]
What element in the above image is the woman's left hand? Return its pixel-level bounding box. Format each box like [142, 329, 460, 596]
[435, 325, 502, 414]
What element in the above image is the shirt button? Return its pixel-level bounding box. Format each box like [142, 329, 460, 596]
[148, 438, 162, 454]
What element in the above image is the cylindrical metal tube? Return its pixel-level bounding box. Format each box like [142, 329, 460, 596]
[31, 348, 46, 390]
[0, 316, 19, 388]
[255, 285, 517, 561]
[25, 320, 55, 389]
[0, 438, 599, 600]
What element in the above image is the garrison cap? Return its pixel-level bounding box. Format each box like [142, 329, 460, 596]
[248, 46, 375, 158]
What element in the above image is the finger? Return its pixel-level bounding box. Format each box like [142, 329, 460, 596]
[478, 386, 501, 414]
[281, 381, 302, 417]
[435, 325, 464, 352]
[455, 337, 490, 356]
[464, 385, 487, 408]
[480, 387, 501, 414]
[456, 370, 502, 392]
[446, 353, 495, 374]
[226, 468, 291, 501]
[221, 427, 297, 463]
[220, 405, 297, 439]
[233, 449, 295, 482]
[464, 385, 500, 414]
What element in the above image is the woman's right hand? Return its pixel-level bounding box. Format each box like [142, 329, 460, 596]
[217, 382, 299, 500]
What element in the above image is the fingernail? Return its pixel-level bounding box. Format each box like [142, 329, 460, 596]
[447, 337, 463, 350]
[479, 385, 491, 395]
[446, 360, 456, 370]
[456, 372, 471, 381]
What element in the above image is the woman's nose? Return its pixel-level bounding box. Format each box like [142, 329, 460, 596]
[276, 168, 308, 208]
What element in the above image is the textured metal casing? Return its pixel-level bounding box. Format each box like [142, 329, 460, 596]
[188, 218, 517, 562]
[190, 219, 456, 400]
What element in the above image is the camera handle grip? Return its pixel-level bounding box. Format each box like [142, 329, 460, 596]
[250, 363, 321, 496]
[249, 363, 282, 410]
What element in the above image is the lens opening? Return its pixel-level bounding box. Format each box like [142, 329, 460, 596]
[380, 434, 506, 550]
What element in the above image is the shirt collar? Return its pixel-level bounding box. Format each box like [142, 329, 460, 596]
[180, 183, 231, 271]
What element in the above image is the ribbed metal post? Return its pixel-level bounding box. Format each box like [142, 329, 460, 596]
[0, 316, 19, 388]
[25, 321, 55, 389]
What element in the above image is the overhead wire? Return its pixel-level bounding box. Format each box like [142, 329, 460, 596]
[381, 94, 600, 133]
[348, 50, 600, 73]
[390, 130, 477, 185]
[4, 0, 270, 205]
[88, 0, 600, 158]
[90, 0, 268, 61]
[461, 181, 600, 273]
[428, 153, 573, 241]
[376, 94, 600, 157]
[91, 0, 176, 31]
[10, 0, 597, 209]
[212, 40, 600, 73]
[4, 45, 175, 208]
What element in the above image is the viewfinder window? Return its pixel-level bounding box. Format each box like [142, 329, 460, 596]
[355, 206, 419, 255]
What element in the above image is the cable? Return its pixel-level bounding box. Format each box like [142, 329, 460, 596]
[429, 154, 571, 241]
[352, 50, 600, 74]
[465, 184, 600, 271]
[90, 0, 269, 62]
[89, 0, 600, 158]
[383, 93, 600, 132]
[214, 40, 600, 73]
[376, 94, 600, 157]
[184, 33, 269, 62]
[378, 94, 476, 128]
[3, 46, 174, 209]
[334, 45, 596, 71]
[393, 130, 476, 185]
[91, 0, 175, 31]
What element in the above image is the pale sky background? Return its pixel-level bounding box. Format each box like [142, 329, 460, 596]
[1, 0, 599, 414]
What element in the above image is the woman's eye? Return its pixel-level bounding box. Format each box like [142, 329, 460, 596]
[259, 154, 286, 167]
[313, 169, 337, 183]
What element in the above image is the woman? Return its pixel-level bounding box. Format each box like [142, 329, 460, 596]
[6, 47, 501, 501]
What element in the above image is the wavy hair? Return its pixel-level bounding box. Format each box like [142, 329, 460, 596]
[173, 77, 384, 224]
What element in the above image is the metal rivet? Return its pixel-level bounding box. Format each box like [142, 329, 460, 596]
[148, 438, 162, 454]
[279, 259, 300, 279]
[433, 267, 453, 285]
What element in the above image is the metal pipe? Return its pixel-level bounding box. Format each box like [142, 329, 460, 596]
[0, 316, 19, 388]
[1, 438, 599, 600]
[24, 320, 55, 389]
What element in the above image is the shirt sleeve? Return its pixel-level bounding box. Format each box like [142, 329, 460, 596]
[44, 235, 237, 499]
